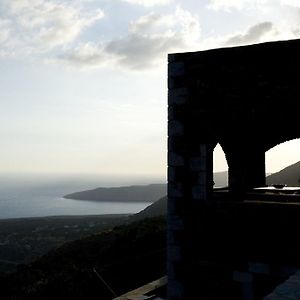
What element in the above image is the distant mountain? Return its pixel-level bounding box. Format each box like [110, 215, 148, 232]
[64, 184, 167, 203]
[64, 172, 228, 203]
[133, 162, 300, 220]
[128, 171, 227, 221]
[132, 196, 167, 221]
[266, 161, 300, 187]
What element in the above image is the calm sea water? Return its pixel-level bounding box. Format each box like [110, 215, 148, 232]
[0, 173, 163, 219]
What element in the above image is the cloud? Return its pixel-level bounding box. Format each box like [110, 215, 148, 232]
[105, 33, 180, 70]
[281, 0, 300, 7]
[224, 22, 274, 46]
[129, 12, 175, 33]
[0, 19, 11, 44]
[59, 6, 201, 70]
[198, 18, 300, 53]
[38, 8, 104, 47]
[0, 18, 17, 57]
[208, 0, 270, 11]
[0, 0, 104, 52]
[56, 42, 114, 69]
[120, 0, 172, 7]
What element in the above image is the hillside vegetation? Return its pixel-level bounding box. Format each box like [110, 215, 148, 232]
[0, 161, 299, 298]
[0, 215, 127, 273]
[0, 217, 166, 300]
[64, 184, 167, 202]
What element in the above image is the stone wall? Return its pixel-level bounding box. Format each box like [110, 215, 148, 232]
[168, 39, 300, 299]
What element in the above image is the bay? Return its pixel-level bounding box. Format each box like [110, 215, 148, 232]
[0, 196, 152, 219]
[0, 173, 162, 219]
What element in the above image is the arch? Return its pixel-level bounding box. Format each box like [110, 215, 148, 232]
[266, 138, 300, 186]
[213, 143, 228, 188]
[264, 135, 300, 153]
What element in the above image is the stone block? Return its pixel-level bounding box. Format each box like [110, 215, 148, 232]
[168, 197, 186, 215]
[168, 245, 182, 262]
[168, 166, 186, 183]
[168, 76, 175, 89]
[198, 171, 207, 185]
[168, 53, 177, 63]
[167, 228, 185, 246]
[199, 144, 208, 154]
[168, 215, 184, 230]
[167, 278, 185, 299]
[168, 120, 184, 137]
[168, 61, 185, 77]
[248, 262, 270, 275]
[168, 106, 175, 120]
[168, 166, 176, 182]
[192, 185, 206, 200]
[233, 271, 253, 283]
[168, 182, 184, 197]
[168, 152, 185, 167]
[168, 88, 188, 105]
[167, 230, 176, 246]
[189, 157, 207, 171]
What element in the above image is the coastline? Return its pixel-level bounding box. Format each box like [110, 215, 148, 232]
[0, 213, 130, 222]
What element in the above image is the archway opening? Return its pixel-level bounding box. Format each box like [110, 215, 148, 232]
[213, 143, 228, 188]
[266, 138, 300, 187]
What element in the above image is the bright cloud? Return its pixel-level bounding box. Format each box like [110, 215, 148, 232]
[38, 8, 104, 47]
[0, 0, 104, 52]
[60, 6, 201, 70]
[0, 19, 11, 44]
[130, 12, 176, 33]
[2, 0, 298, 71]
[208, 0, 270, 11]
[56, 42, 115, 69]
[121, 0, 172, 7]
[281, 0, 300, 7]
[224, 22, 274, 45]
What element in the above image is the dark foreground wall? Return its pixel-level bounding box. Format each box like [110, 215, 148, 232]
[167, 39, 300, 299]
[176, 200, 300, 299]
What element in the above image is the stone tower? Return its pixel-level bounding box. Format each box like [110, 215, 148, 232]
[167, 39, 300, 299]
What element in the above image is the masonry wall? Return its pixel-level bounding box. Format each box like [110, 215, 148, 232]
[167, 39, 300, 300]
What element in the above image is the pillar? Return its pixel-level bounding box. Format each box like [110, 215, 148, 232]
[167, 54, 213, 300]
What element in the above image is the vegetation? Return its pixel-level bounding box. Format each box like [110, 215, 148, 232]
[0, 161, 299, 298]
[0, 215, 127, 273]
[64, 184, 167, 202]
[0, 217, 166, 300]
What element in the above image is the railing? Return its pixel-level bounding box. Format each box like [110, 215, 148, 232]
[113, 276, 167, 300]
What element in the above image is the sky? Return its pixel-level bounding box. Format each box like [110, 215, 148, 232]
[0, 0, 299, 178]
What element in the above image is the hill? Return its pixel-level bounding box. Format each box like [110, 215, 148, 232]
[266, 161, 300, 187]
[63, 171, 228, 203]
[0, 215, 127, 273]
[0, 217, 166, 300]
[1, 162, 299, 298]
[131, 196, 167, 221]
[64, 184, 166, 203]
[133, 161, 300, 220]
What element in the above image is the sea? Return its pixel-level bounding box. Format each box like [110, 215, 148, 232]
[0, 173, 165, 219]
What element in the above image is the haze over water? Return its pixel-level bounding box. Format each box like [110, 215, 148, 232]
[0, 173, 164, 219]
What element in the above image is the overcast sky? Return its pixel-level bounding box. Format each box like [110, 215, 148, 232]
[0, 0, 299, 178]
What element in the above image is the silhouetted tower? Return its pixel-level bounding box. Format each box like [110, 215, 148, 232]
[167, 39, 300, 299]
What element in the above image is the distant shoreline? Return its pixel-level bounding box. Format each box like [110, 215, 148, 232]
[63, 183, 167, 203]
[0, 213, 130, 223]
